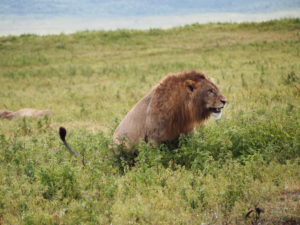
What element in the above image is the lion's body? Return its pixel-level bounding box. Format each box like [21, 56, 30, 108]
[0, 108, 53, 119]
[113, 92, 153, 145]
[14, 108, 53, 117]
[113, 71, 226, 147]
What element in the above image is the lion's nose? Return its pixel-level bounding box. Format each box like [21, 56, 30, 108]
[221, 99, 227, 105]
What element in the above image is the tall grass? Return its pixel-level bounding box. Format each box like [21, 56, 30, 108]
[0, 19, 299, 224]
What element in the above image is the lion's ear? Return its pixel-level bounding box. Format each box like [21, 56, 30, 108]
[185, 80, 196, 93]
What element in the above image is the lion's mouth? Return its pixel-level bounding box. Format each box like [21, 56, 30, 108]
[208, 107, 223, 113]
[209, 107, 223, 120]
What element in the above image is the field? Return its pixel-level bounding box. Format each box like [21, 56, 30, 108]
[0, 19, 299, 224]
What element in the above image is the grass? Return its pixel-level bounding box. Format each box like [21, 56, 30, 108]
[0, 18, 299, 224]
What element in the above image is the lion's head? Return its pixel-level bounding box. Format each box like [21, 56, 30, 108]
[0, 110, 14, 119]
[183, 72, 226, 121]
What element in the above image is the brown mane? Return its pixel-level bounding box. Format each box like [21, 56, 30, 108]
[145, 71, 208, 143]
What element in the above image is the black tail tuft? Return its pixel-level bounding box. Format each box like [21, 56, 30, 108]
[59, 127, 67, 142]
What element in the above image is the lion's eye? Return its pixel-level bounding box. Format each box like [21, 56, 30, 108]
[188, 85, 195, 92]
[208, 89, 215, 94]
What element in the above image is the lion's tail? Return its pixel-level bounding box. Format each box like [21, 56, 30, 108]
[59, 127, 79, 157]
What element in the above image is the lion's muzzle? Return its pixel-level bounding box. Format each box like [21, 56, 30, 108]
[209, 98, 226, 119]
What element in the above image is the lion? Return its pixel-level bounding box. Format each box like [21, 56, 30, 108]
[113, 71, 226, 147]
[0, 108, 53, 119]
[59, 71, 226, 155]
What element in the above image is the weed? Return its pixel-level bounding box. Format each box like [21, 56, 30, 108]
[283, 71, 299, 85]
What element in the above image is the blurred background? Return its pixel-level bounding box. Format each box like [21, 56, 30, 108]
[0, 0, 300, 36]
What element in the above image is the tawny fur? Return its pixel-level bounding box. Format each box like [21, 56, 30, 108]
[113, 71, 226, 147]
[0, 108, 53, 119]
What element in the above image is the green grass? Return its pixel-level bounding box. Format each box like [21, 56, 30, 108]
[0, 19, 299, 224]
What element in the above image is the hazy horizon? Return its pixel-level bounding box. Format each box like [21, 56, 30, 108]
[0, 0, 299, 36]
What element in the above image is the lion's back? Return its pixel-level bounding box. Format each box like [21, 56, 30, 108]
[113, 92, 153, 145]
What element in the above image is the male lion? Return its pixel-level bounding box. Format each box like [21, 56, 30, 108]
[113, 71, 226, 147]
[60, 71, 226, 155]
